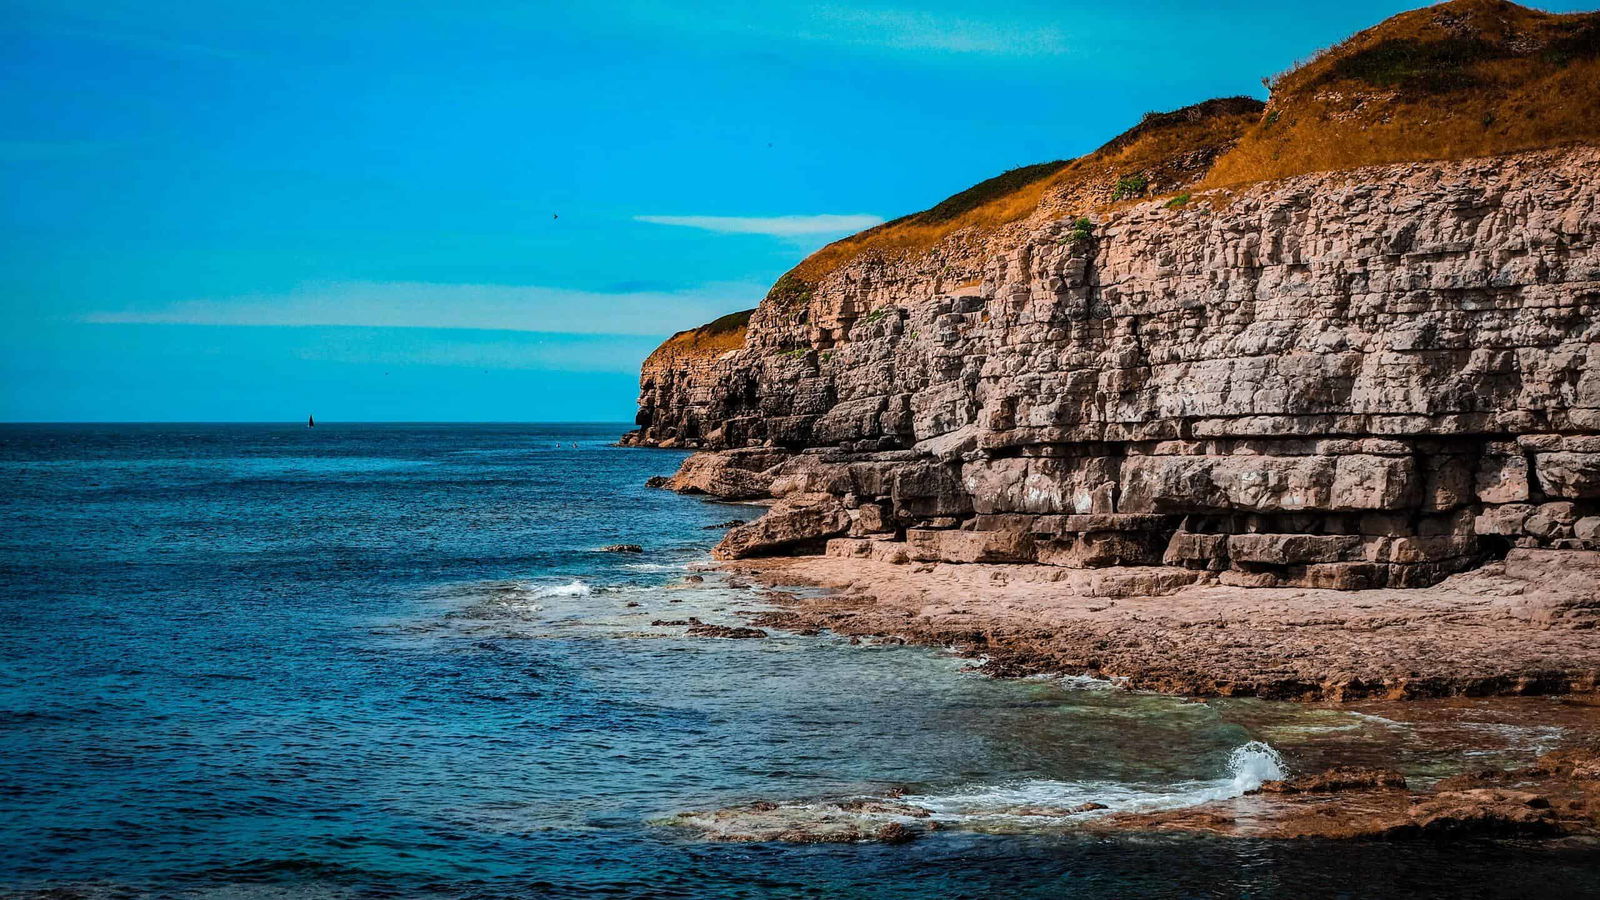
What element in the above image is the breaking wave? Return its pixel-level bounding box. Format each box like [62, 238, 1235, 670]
[903, 740, 1286, 823]
[530, 580, 592, 599]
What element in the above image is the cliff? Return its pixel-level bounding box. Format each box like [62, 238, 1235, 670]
[626, 0, 1600, 597]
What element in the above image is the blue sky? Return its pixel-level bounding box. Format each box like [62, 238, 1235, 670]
[2, 0, 1589, 421]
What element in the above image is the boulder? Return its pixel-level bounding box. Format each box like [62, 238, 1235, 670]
[1227, 534, 1360, 565]
[1576, 517, 1600, 544]
[1534, 452, 1600, 499]
[930, 530, 1035, 563]
[663, 449, 791, 500]
[712, 493, 851, 559]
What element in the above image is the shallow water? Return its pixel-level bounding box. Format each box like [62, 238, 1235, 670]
[2, 423, 1597, 898]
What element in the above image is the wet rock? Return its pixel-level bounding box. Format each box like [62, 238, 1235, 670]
[1254, 767, 1407, 794]
[873, 822, 918, 844]
[685, 622, 768, 639]
[664, 798, 937, 843]
[835, 798, 932, 818]
[600, 544, 643, 553]
[1395, 789, 1561, 838]
[1013, 802, 1108, 816]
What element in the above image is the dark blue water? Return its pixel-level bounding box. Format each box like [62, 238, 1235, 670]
[2, 423, 1597, 899]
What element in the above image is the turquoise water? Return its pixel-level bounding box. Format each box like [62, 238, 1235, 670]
[2, 423, 1597, 898]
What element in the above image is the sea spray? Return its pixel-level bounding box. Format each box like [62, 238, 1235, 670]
[901, 739, 1289, 824]
[531, 580, 592, 599]
[1224, 740, 1287, 794]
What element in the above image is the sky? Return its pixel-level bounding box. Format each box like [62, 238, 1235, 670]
[2, 0, 1590, 422]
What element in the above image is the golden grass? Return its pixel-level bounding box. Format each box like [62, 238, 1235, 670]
[669, 0, 1600, 342]
[649, 308, 753, 361]
[788, 96, 1264, 287]
[1203, 0, 1600, 186]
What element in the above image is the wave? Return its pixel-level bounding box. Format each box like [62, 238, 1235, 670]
[1057, 673, 1120, 691]
[902, 740, 1286, 823]
[529, 580, 592, 599]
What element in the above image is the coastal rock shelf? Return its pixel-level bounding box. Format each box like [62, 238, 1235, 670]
[625, 1, 1600, 680]
[632, 148, 1600, 594]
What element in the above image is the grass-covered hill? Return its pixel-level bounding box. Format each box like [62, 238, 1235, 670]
[655, 0, 1600, 358]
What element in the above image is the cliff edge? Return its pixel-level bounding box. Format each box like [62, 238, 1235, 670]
[626, 0, 1600, 608]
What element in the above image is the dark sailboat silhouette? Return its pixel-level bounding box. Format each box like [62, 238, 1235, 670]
[308, 414, 315, 428]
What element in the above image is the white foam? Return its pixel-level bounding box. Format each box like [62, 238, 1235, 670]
[620, 562, 685, 572]
[530, 580, 592, 599]
[1057, 673, 1121, 691]
[902, 740, 1287, 824]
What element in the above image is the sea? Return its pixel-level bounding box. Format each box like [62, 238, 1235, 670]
[2, 422, 1597, 899]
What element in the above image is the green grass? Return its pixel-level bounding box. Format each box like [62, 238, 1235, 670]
[1111, 174, 1149, 201]
[1063, 217, 1094, 244]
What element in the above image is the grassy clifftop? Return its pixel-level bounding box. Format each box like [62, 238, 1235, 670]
[1205, 0, 1600, 185]
[644, 308, 753, 365]
[661, 0, 1599, 354]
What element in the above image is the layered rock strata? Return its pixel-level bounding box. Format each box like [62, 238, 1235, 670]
[630, 148, 1600, 591]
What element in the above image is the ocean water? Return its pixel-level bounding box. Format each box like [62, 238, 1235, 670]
[2, 422, 1597, 899]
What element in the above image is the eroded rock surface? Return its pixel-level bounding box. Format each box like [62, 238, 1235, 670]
[632, 148, 1600, 592]
[729, 551, 1600, 700]
[1094, 748, 1600, 840]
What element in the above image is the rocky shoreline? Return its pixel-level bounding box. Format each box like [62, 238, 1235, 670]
[723, 550, 1600, 701]
[647, 559, 1600, 845]
[664, 747, 1600, 844]
[627, 0, 1600, 850]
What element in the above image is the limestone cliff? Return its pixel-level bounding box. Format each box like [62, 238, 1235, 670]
[626, 0, 1600, 592]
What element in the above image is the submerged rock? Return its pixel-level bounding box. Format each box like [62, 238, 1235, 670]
[1094, 748, 1600, 841]
[1254, 767, 1408, 795]
[685, 621, 767, 639]
[664, 798, 936, 844]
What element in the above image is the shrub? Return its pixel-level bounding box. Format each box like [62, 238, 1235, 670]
[765, 273, 814, 310]
[1165, 192, 1192, 210]
[1111, 174, 1149, 200]
[1065, 217, 1094, 244]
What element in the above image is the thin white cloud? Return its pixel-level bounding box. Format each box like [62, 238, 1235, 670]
[81, 280, 765, 335]
[606, 1, 1075, 58]
[804, 5, 1069, 55]
[636, 213, 884, 237]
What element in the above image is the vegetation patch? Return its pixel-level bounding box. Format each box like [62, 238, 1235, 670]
[765, 273, 814, 310]
[1111, 174, 1149, 201]
[726, 0, 1600, 329]
[699, 308, 753, 337]
[1205, 0, 1600, 187]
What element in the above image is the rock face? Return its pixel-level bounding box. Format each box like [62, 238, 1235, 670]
[627, 3, 1600, 587]
[634, 148, 1600, 586]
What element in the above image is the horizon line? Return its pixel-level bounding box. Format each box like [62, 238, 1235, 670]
[0, 419, 641, 426]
